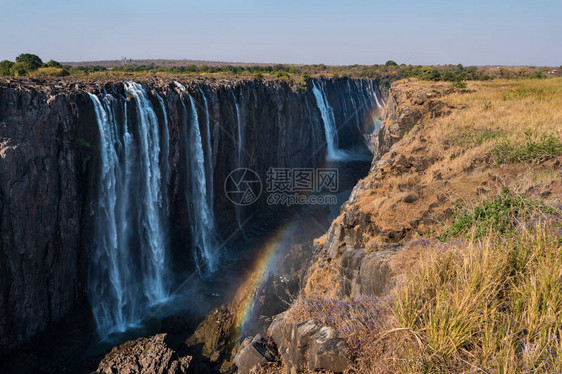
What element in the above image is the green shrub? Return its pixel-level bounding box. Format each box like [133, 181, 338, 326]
[253, 72, 263, 80]
[76, 137, 92, 149]
[491, 132, 562, 164]
[298, 80, 307, 94]
[439, 188, 558, 241]
[275, 71, 291, 82]
[10, 62, 31, 76]
[15, 53, 43, 70]
[451, 80, 467, 88]
[529, 70, 547, 79]
[44, 59, 62, 68]
[454, 128, 502, 147]
[0, 60, 14, 75]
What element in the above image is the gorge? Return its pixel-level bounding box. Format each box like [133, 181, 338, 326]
[0, 76, 384, 371]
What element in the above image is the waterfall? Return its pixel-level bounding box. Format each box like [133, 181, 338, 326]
[156, 92, 171, 186]
[88, 82, 169, 337]
[232, 92, 243, 170]
[88, 93, 135, 335]
[187, 95, 218, 272]
[199, 88, 214, 209]
[124, 82, 168, 303]
[312, 80, 345, 161]
[232, 91, 245, 234]
[357, 80, 380, 134]
[84, 78, 382, 337]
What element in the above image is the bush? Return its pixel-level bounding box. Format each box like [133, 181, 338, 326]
[275, 71, 291, 82]
[298, 80, 307, 94]
[530, 70, 547, 79]
[439, 188, 558, 241]
[492, 132, 562, 164]
[451, 80, 467, 88]
[15, 53, 43, 70]
[10, 62, 31, 76]
[45, 59, 62, 68]
[0, 60, 14, 75]
[253, 72, 263, 80]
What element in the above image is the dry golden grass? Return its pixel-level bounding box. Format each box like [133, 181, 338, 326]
[393, 220, 562, 373]
[435, 78, 562, 144]
[284, 220, 562, 373]
[28, 67, 69, 77]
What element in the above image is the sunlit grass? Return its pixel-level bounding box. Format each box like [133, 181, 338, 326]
[285, 219, 562, 373]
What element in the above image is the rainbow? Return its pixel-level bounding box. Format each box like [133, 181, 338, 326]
[233, 221, 298, 338]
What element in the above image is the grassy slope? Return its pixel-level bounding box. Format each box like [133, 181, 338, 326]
[281, 78, 562, 373]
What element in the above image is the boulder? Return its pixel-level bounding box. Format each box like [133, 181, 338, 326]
[267, 314, 350, 373]
[95, 333, 191, 374]
[233, 334, 275, 373]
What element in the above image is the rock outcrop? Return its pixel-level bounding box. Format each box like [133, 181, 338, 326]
[95, 334, 192, 374]
[233, 334, 276, 374]
[266, 313, 349, 373]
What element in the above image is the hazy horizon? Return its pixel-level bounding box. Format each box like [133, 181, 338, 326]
[1, 0, 560, 66]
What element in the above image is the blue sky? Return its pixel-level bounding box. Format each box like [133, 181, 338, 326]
[0, 0, 560, 66]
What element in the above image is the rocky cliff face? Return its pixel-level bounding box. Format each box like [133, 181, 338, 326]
[0, 83, 92, 356]
[305, 81, 467, 299]
[0, 76, 383, 355]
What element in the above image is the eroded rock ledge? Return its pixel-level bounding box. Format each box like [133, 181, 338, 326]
[95, 334, 192, 374]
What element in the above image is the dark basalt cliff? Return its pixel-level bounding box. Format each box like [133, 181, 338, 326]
[0, 77, 383, 355]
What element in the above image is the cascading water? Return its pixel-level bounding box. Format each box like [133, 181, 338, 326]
[187, 95, 218, 272]
[88, 82, 169, 337]
[124, 82, 168, 303]
[85, 78, 383, 338]
[232, 91, 245, 234]
[88, 93, 136, 335]
[156, 92, 171, 188]
[199, 88, 214, 208]
[312, 80, 345, 161]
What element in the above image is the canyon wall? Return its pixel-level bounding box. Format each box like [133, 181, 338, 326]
[0, 77, 383, 354]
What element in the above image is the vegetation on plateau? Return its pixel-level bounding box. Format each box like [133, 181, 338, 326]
[1, 53, 559, 86]
[0, 53, 69, 77]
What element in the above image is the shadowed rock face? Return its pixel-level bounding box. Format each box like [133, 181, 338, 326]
[0, 77, 382, 355]
[0, 85, 93, 357]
